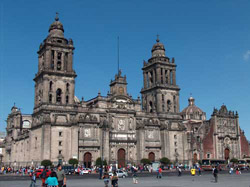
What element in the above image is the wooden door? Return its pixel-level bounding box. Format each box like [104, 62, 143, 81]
[84, 152, 92, 168]
[148, 152, 155, 162]
[224, 148, 230, 160]
[118, 149, 126, 168]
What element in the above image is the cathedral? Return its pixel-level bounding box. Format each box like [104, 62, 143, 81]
[2, 16, 249, 168]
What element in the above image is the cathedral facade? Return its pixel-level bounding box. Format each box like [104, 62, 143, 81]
[3, 16, 249, 168]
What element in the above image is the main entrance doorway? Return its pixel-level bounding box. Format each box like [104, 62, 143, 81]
[193, 153, 198, 163]
[148, 152, 155, 162]
[224, 148, 230, 160]
[84, 152, 92, 168]
[118, 149, 126, 168]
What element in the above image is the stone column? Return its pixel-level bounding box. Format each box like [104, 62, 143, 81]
[54, 51, 58, 71]
[43, 79, 49, 103]
[42, 124, 51, 160]
[143, 72, 147, 88]
[102, 128, 110, 163]
[45, 49, 51, 70]
[61, 53, 65, 71]
[152, 70, 155, 85]
[163, 69, 166, 84]
[167, 70, 170, 85]
[67, 52, 73, 72]
[69, 80, 75, 105]
[71, 126, 79, 160]
[148, 72, 151, 87]
[173, 70, 176, 85]
[156, 68, 161, 84]
[156, 93, 161, 113]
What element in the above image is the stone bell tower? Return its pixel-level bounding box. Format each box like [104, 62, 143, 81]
[33, 14, 76, 112]
[141, 36, 180, 113]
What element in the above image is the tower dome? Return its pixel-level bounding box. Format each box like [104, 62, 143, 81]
[48, 13, 64, 38]
[151, 36, 166, 57]
[181, 97, 206, 121]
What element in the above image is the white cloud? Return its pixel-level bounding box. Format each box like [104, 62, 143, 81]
[243, 50, 250, 61]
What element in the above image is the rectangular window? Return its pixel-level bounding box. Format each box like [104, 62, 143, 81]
[59, 141, 62, 146]
[174, 142, 177, 146]
[59, 132, 62, 137]
[174, 135, 177, 139]
[59, 150, 62, 155]
[207, 153, 210, 159]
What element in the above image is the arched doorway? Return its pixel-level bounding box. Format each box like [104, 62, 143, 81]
[224, 148, 230, 160]
[148, 152, 155, 162]
[193, 153, 198, 164]
[118, 149, 126, 168]
[84, 152, 92, 168]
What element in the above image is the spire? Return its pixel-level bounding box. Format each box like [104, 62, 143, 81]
[156, 34, 160, 43]
[55, 12, 59, 21]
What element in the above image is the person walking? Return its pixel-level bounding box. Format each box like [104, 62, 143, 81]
[102, 170, 110, 187]
[178, 166, 182, 176]
[41, 167, 47, 187]
[56, 164, 66, 187]
[213, 166, 218, 183]
[132, 166, 138, 184]
[198, 166, 201, 176]
[29, 171, 36, 187]
[111, 171, 118, 187]
[46, 172, 59, 187]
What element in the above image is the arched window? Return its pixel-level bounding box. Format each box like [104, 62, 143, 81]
[49, 81, 53, 91]
[66, 83, 70, 92]
[149, 101, 153, 113]
[57, 53, 62, 70]
[56, 89, 62, 103]
[66, 95, 69, 104]
[57, 61, 61, 70]
[49, 94, 52, 103]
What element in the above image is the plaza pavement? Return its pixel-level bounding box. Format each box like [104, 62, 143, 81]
[0, 173, 250, 187]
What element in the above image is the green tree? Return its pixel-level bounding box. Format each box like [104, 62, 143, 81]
[230, 158, 238, 163]
[140, 158, 151, 165]
[160, 157, 170, 165]
[41, 160, 52, 167]
[96, 157, 107, 166]
[68, 158, 78, 166]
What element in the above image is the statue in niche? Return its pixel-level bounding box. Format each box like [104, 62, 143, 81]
[167, 100, 172, 112]
[84, 128, 90, 137]
[118, 119, 125, 131]
[129, 118, 133, 130]
[148, 130, 154, 139]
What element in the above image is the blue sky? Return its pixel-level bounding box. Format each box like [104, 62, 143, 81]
[1, 0, 250, 139]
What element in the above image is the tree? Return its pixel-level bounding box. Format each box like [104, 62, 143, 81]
[160, 157, 170, 165]
[96, 157, 107, 166]
[230, 158, 238, 164]
[68, 158, 78, 166]
[140, 158, 151, 165]
[41, 160, 52, 167]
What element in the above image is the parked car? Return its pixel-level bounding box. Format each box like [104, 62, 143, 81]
[80, 168, 92, 175]
[62, 165, 75, 175]
[109, 170, 128, 178]
[35, 169, 51, 178]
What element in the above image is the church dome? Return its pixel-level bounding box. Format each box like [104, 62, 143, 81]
[48, 14, 64, 38]
[181, 97, 206, 121]
[151, 37, 166, 57]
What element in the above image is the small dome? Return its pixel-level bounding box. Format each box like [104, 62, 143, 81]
[48, 14, 64, 38]
[151, 37, 166, 57]
[181, 97, 206, 121]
